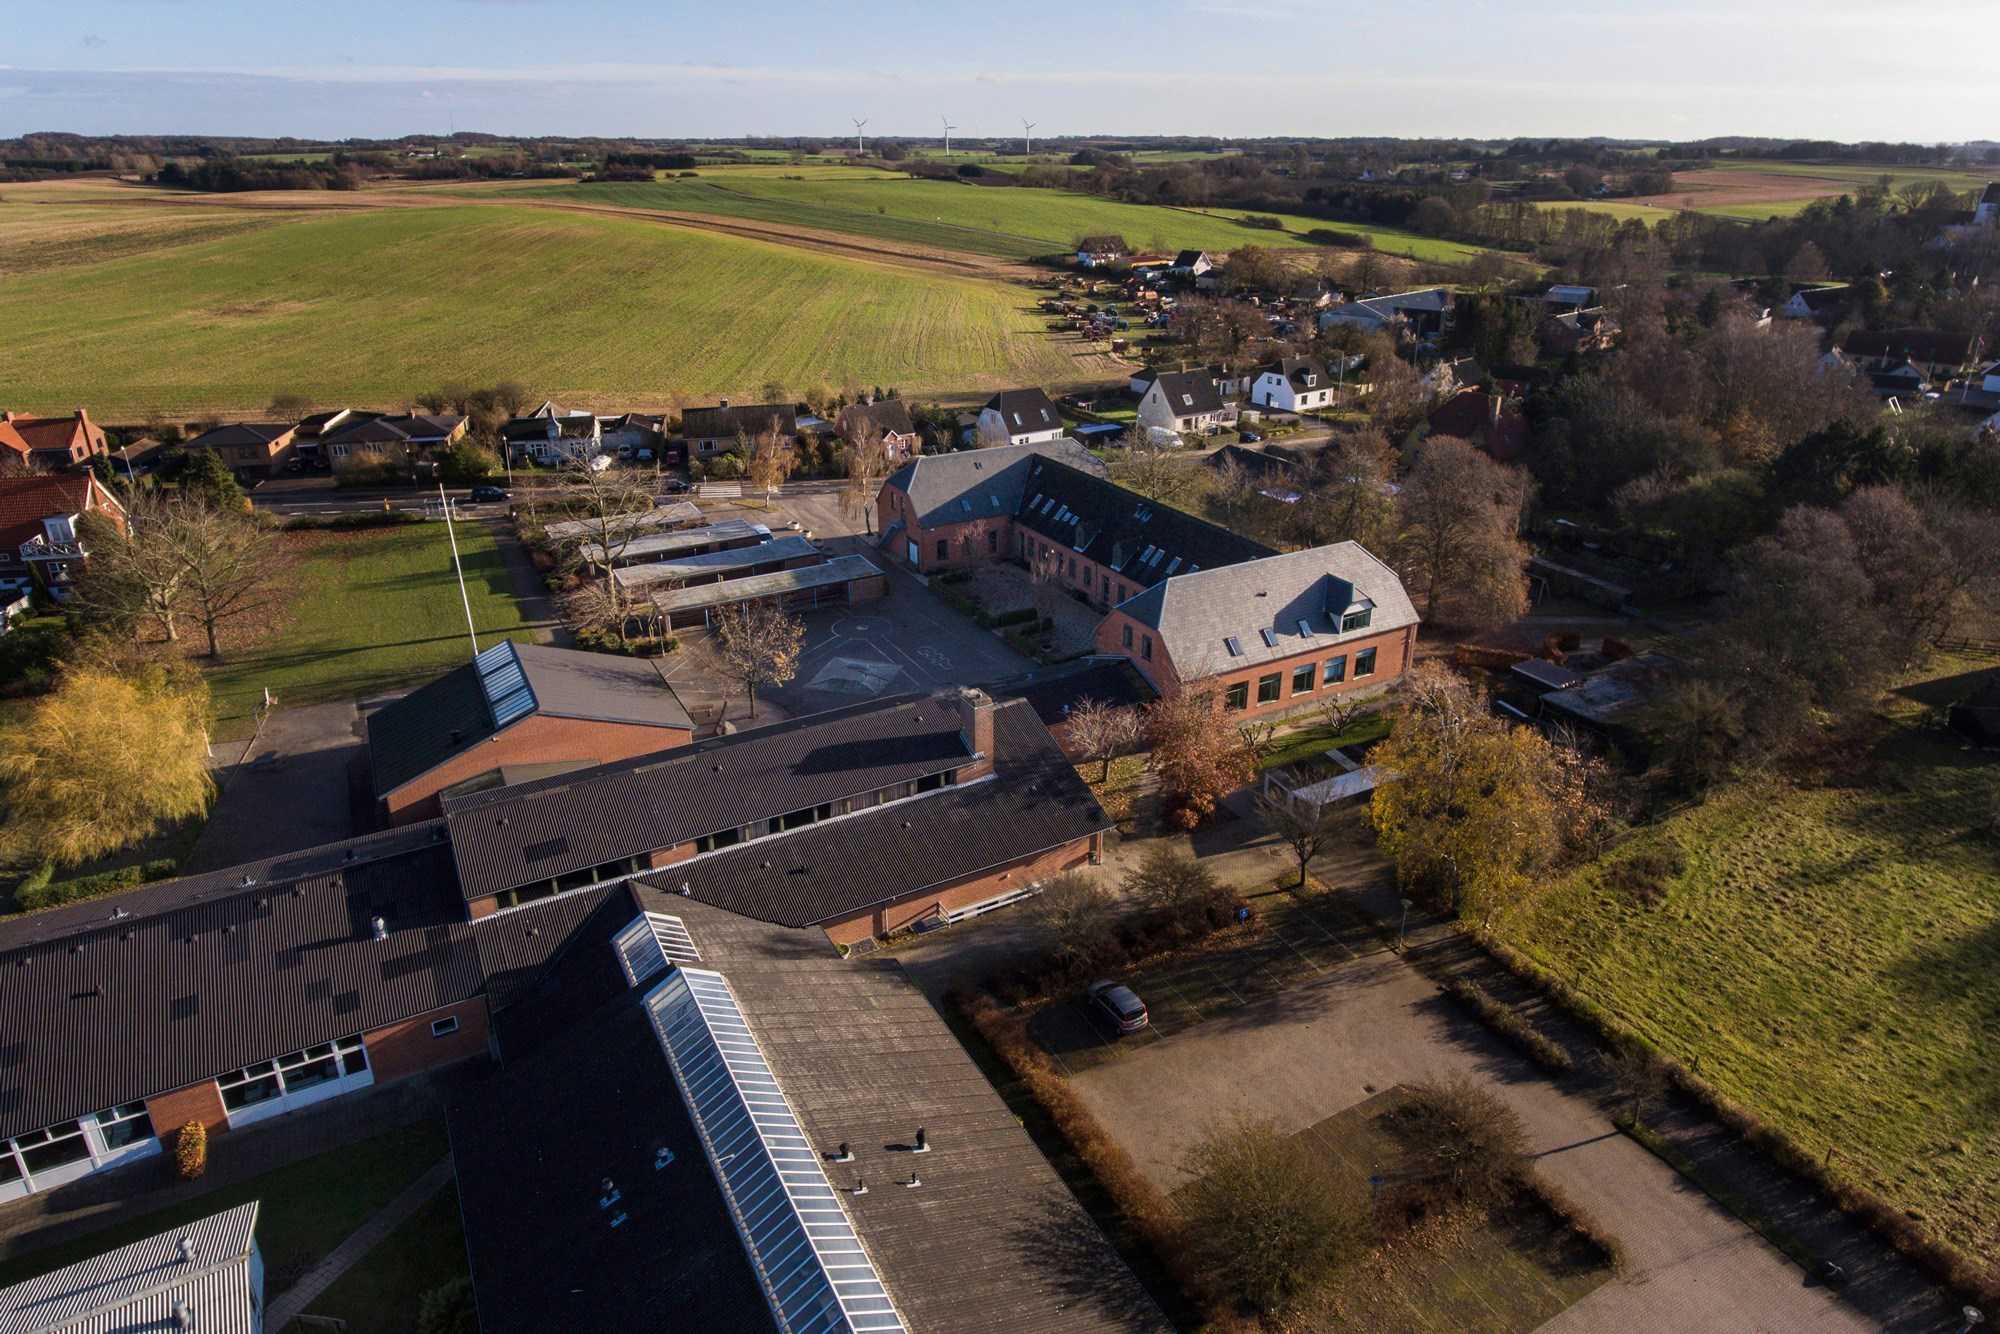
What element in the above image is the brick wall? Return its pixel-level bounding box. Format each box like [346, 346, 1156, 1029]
[1095, 610, 1410, 718]
[361, 997, 492, 1086]
[383, 714, 693, 825]
[846, 574, 887, 604]
[145, 1080, 229, 1137]
[819, 836, 1098, 946]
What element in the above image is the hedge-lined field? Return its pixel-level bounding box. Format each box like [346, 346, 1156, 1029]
[0, 202, 1107, 416]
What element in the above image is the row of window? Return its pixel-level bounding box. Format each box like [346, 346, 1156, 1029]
[1224, 649, 1377, 711]
[0, 1102, 154, 1188]
[1119, 623, 1154, 662]
[217, 1037, 369, 1112]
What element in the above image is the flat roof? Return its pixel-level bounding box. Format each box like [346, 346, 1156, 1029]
[611, 534, 820, 592]
[647, 554, 882, 616]
[542, 500, 702, 544]
[582, 518, 769, 565]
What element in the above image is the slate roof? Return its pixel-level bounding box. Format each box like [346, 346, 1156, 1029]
[321, 413, 463, 446]
[442, 693, 979, 902]
[367, 642, 693, 799]
[1206, 443, 1295, 482]
[882, 439, 1105, 529]
[992, 659, 1156, 726]
[1015, 456, 1274, 583]
[1148, 369, 1225, 418]
[837, 398, 918, 439]
[1838, 328, 1984, 367]
[0, 1202, 261, 1334]
[1259, 356, 1331, 390]
[1119, 541, 1418, 680]
[982, 388, 1064, 436]
[0, 831, 477, 1141]
[639, 700, 1108, 927]
[185, 423, 293, 451]
[681, 403, 797, 440]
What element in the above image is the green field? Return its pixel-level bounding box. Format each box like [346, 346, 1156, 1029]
[1534, 200, 1678, 223]
[507, 174, 1492, 263]
[1693, 198, 1826, 221]
[203, 520, 541, 736]
[1705, 159, 1994, 192]
[0, 202, 1109, 416]
[1495, 668, 2000, 1259]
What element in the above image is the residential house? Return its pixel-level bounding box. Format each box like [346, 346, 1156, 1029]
[0, 472, 127, 601]
[599, 412, 666, 459]
[1094, 542, 1419, 719]
[1977, 182, 1999, 227]
[1136, 369, 1227, 435]
[1250, 356, 1339, 413]
[501, 411, 603, 467]
[0, 687, 1110, 1207]
[1779, 283, 1850, 321]
[0, 1203, 264, 1332]
[291, 407, 363, 468]
[1427, 388, 1529, 462]
[1540, 283, 1598, 310]
[976, 387, 1067, 446]
[320, 412, 467, 468]
[1866, 359, 1932, 400]
[1838, 328, 1987, 380]
[1318, 287, 1455, 339]
[1170, 249, 1215, 278]
[0, 409, 108, 470]
[1075, 234, 1127, 267]
[1541, 306, 1621, 355]
[185, 422, 299, 476]
[836, 398, 922, 459]
[681, 401, 798, 459]
[367, 640, 695, 824]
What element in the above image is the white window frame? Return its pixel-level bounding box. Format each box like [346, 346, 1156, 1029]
[0, 1102, 162, 1203]
[431, 1017, 460, 1038]
[217, 1035, 372, 1129]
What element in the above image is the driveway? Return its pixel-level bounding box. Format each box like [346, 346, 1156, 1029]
[184, 701, 362, 872]
[1065, 946, 1879, 1334]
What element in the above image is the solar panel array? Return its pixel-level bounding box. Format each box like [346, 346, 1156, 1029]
[612, 912, 702, 988]
[474, 641, 537, 730]
[647, 968, 905, 1334]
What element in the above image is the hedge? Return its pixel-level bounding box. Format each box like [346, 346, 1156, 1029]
[1440, 975, 1575, 1074]
[280, 510, 427, 530]
[174, 1120, 207, 1181]
[16, 859, 179, 913]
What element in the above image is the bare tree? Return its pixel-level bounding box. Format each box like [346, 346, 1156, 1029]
[1313, 687, 1371, 737]
[1026, 539, 1067, 632]
[160, 503, 282, 660]
[1257, 790, 1344, 889]
[714, 600, 805, 721]
[1392, 437, 1530, 627]
[840, 417, 890, 535]
[745, 417, 796, 502]
[555, 465, 655, 626]
[1025, 870, 1115, 966]
[74, 494, 187, 643]
[1605, 1041, 1669, 1128]
[1066, 696, 1141, 782]
[1115, 448, 1203, 509]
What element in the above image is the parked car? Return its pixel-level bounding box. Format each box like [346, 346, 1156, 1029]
[1239, 429, 1263, 443]
[1086, 980, 1149, 1035]
[661, 478, 692, 494]
[469, 484, 511, 503]
[636, 448, 655, 463]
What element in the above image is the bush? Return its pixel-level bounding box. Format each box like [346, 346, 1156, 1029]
[279, 510, 426, 531]
[174, 1120, 207, 1181]
[1602, 846, 1684, 907]
[982, 606, 1039, 629]
[1121, 847, 1234, 929]
[573, 627, 677, 657]
[1386, 1076, 1529, 1213]
[416, 1278, 479, 1334]
[1441, 976, 1575, 1073]
[1239, 214, 1286, 231]
[1304, 228, 1371, 249]
[16, 859, 179, 912]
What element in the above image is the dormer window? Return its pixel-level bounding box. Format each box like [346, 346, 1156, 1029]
[1304, 374, 1318, 387]
[1341, 604, 1373, 633]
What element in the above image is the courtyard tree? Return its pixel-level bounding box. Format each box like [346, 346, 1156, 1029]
[1257, 789, 1345, 890]
[1120, 845, 1231, 923]
[1145, 688, 1255, 829]
[1177, 1114, 1374, 1314]
[0, 664, 213, 867]
[714, 600, 805, 721]
[1391, 436, 1530, 628]
[1025, 870, 1115, 967]
[1065, 695, 1141, 783]
[1286, 429, 1398, 553]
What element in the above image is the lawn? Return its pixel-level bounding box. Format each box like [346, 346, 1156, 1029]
[507, 175, 1494, 264]
[299, 1181, 468, 1332]
[1257, 711, 1392, 772]
[1533, 200, 1678, 223]
[203, 519, 540, 737]
[0, 202, 1112, 417]
[0, 1119, 449, 1295]
[1494, 673, 2000, 1259]
[1281, 1089, 1613, 1331]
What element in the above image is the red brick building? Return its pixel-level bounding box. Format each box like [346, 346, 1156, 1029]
[0, 472, 127, 600]
[0, 409, 108, 470]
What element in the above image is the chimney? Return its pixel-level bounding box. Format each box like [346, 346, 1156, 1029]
[370, 916, 387, 942]
[1487, 392, 1504, 426]
[956, 688, 995, 782]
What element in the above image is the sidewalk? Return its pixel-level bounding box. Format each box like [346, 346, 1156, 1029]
[268, 1157, 454, 1331]
[484, 517, 568, 647]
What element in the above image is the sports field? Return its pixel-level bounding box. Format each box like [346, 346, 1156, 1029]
[501, 171, 1492, 263]
[0, 201, 1116, 416]
[1495, 665, 2000, 1260]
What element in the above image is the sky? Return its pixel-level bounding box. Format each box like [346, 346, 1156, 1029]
[2, 0, 1994, 145]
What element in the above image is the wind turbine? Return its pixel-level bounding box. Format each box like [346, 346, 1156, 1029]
[1022, 119, 1036, 155]
[852, 117, 868, 154]
[941, 115, 957, 156]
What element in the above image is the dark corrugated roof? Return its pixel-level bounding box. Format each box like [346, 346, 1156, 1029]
[1015, 456, 1273, 583]
[682, 403, 797, 440]
[0, 839, 478, 1141]
[470, 883, 628, 1011]
[366, 666, 493, 799]
[1148, 370, 1225, 417]
[993, 659, 1156, 727]
[641, 701, 1108, 927]
[443, 694, 975, 901]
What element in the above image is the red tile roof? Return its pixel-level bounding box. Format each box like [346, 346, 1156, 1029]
[0, 474, 118, 554]
[0, 410, 105, 461]
[0, 421, 28, 460]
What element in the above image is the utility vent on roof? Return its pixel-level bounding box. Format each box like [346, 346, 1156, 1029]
[613, 911, 701, 987]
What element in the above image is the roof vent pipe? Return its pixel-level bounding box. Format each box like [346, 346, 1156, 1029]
[172, 1301, 193, 1331]
[370, 916, 387, 942]
[177, 1236, 195, 1263]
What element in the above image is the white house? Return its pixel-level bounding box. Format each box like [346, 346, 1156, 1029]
[1250, 357, 1338, 413]
[501, 411, 604, 466]
[1136, 370, 1227, 435]
[977, 388, 1067, 446]
[1170, 250, 1214, 278]
[1779, 284, 1849, 320]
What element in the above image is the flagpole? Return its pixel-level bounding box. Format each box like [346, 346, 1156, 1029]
[440, 483, 479, 656]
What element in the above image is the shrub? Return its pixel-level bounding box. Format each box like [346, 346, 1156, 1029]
[1440, 976, 1575, 1073]
[573, 627, 677, 657]
[1239, 214, 1285, 231]
[984, 606, 1039, 629]
[416, 1278, 479, 1334]
[1602, 846, 1684, 907]
[1386, 1076, 1529, 1212]
[279, 510, 425, 531]
[174, 1120, 207, 1180]
[16, 859, 178, 912]
[1304, 228, 1371, 248]
[1121, 847, 1235, 932]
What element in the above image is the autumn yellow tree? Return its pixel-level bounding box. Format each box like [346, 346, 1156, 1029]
[1368, 662, 1610, 925]
[0, 666, 214, 867]
[714, 600, 805, 721]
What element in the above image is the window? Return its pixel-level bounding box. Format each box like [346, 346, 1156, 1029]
[1224, 636, 1243, 657]
[987, 530, 998, 553]
[906, 540, 919, 565]
[1259, 628, 1277, 648]
[1355, 647, 1378, 677]
[935, 539, 949, 561]
[1292, 663, 1315, 694]
[431, 1017, 460, 1039]
[1141, 634, 1152, 661]
[1122, 624, 1133, 649]
[93, 1102, 154, 1151]
[1324, 655, 1347, 685]
[1225, 682, 1249, 711]
[1256, 673, 1282, 704]
[15, 1122, 90, 1175]
[1341, 607, 1372, 633]
[218, 1037, 367, 1112]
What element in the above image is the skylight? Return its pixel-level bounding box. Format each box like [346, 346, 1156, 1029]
[1297, 618, 1314, 637]
[648, 968, 906, 1333]
[612, 912, 700, 987]
[1164, 557, 1181, 575]
[1225, 637, 1243, 657]
[1259, 628, 1277, 648]
[475, 641, 536, 729]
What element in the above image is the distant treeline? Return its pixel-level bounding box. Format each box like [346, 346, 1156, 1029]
[152, 158, 363, 192]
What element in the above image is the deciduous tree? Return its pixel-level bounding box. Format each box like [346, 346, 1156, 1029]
[1392, 437, 1529, 628]
[714, 600, 804, 721]
[1145, 689, 1255, 829]
[1065, 696, 1141, 783]
[162, 502, 280, 660]
[555, 465, 655, 625]
[1257, 789, 1345, 889]
[745, 417, 797, 501]
[1025, 870, 1114, 966]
